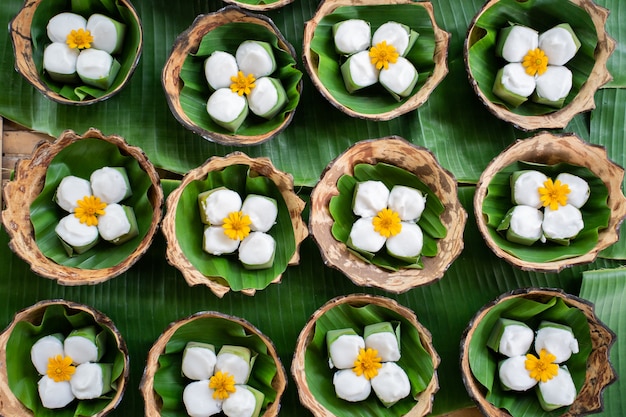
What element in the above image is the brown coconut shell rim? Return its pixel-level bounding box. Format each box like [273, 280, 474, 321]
[459, 287, 617, 417]
[473, 131, 626, 273]
[222, 0, 294, 12]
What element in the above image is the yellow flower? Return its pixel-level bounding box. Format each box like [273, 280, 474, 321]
[222, 211, 252, 241]
[369, 41, 399, 70]
[47, 355, 76, 382]
[522, 48, 548, 76]
[525, 349, 559, 383]
[372, 208, 402, 238]
[66, 28, 94, 49]
[230, 71, 256, 96]
[209, 371, 236, 400]
[353, 348, 382, 380]
[539, 178, 570, 210]
[74, 195, 107, 226]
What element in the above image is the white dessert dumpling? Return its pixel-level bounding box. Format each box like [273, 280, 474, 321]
[333, 368, 371, 402]
[206, 88, 249, 132]
[30, 334, 65, 375]
[38, 376, 75, 409]
[496, 25, 538, 63]
[240, 194, 278, 233]
[54, 175, 92, 212]
[183, 380, 223, 417]
[70, 362, 112, 400]
[97, 203, 138, 245]
[379, 56, 418, 100]
[340, 50, 380, 93]
[215, 345, 253, 385]
[385, 222, 423, 261]
[237, 232, 276, 270]
[348, 217, 386, 253]
[372, 21, 418, 57]
[364, 322, 400, 362]
[534, 321, 579, 363]
[235, 40, 276, 78]
[387, 185, 426, 221]
[55, 214, 100, 255]
[542, 204, 584, 241]
[333, 19, 371, 55]
[533, 65, 573, 107]
[511, 170, 549, 208]
[246, 77, 287, 120]
[370, 362, 411, 407]
[47, 12, 87, 43]
[487, 318, 534, 358]
[86, 13, 126, 55]
[327, 330, 365, 369]
[505, 205, 544, 246]
[90, 167, 131, 204]
[198, 188, 243, 226]
[204, 51, 239, 90]
[182, 342, 217, 381]
[221, 385, 264, 417]
[43, 42, 80, 83]
[203, 226, 240, 255]
[498, 355, 538, 391]
[538, 23, 581, 66]
[76, 48, 121, 90]
[352, 181, 390, 217]
[493, 62, 536, 107]
[64, 326, 102, 364]
[537, 365, 577, 411]
[555, 173, 590, 209]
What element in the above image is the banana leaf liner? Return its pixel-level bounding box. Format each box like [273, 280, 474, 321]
[9, 0, 143, 105]
[460, 288, 616, 417]
[162, 152, 308, 298]
[464, 0, 615, 130]
[0, 300, 129, 417]
[474, 131, 626, 272]
[162, 5, 302, 146]
[310, 137, 467, 293]
[303, 0, 450, 121]
[1, 128, 164, 285]
[140, 311, 286, 417]
[292, 294, 440, 417]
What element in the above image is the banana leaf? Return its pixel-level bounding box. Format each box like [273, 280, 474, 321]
[174, 164, 296, 292]
[179, 22, 302, 137]
[29, 138, 155, 269]
[482, 161, 610, 263]
[5, 304, 126, 417]
[304, 302, 434, 417]
[468, 296, 591, 417]
[153, 315, 278, 417]
[30, 0, 142, 101]
[467, 0, 597, 115]
[309, 4, 436, 115]
[329, 163, 446, 271]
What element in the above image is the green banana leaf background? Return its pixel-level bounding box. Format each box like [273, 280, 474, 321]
[1, 0, 626, 416]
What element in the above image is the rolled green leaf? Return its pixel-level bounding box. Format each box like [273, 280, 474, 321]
[536, 365, 576, 411]
[556, 172, 589, 209]
[206, 88, 249, 132]
[64, 325, 105, 364]
[55, 214, 100, 256]
[183, 380, 223, 416]
[538, 23, 581, 66]
[181, 342, 217, 381]
[340, 50, 380, 93]
[372, 21, 419, 57]
[510, 170, 548, 208]
[198, 187, 243, 226]
[327, 329, 364, 370]
[247, 77, 287, 120]
[203, 225, 240, 256]
[204, 51, 239, 90]
[90, 166, 132, 204]
[333, 369, 371, 402]
[235, 40, 277, 78]
[385, 222, 423, 262]
[38, 376, 75, 409]
[46, 12, 86, 43]
[495, 24, 538, 62]
[54, 175, 92, 213]
[70, 362, 113, 400]
[534, 321, 579, 364]
[97, 204, 139, 245]
[222, 385, 265, 417]
[43, 42, 80, 84]
[364, 322, 400, 362]
[492, 63, 535, 107]
[532, 65, 572, 108]
[216, 345, 254, 384]
[387, 185, 426, 221]
[379, 56, 418, 100]
[30, 334, 65, 376]
[241, 194, 278, 233]
[238, 232, 276, 270]
[497, 205, 543, 246]
[486, 318, 534, 357]
[332, 19, 371, 55]
[542, 204, 584, 242]
[86, 13, 127, 55]
[352, 180, 390, 218]
[76, 49, 121, 90]
[498, 355, 538, 391]
[371, 362, 411, 407]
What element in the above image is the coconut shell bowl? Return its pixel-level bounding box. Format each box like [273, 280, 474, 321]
[1, 128, 164, 285]
[309, 136, 467, 293]
[302, 0, 450, 121]
[162, 5, 302, 146]
[460, 288, 616, 417]
[140, 311, 287, 417]
[474, 131, 626, 273]
[9, 0, 143, 105]
[464, 0, 615, 131]
[0, 299, 130, 417]
[161, 152, 308, 298]
[292, 294, 440, 417]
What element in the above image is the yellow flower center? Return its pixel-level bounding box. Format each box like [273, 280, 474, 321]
[66, 28, 94, 50]
[209, 371, 236, 400]
[46, 354, 75, 382]
[369, 41, 399, 70]
[538, 178, 570, 210]
[230, 71, 256, 96]
[372, 208, 402, 238]
[74, 195, 107, 226]
[353, 348, 382, 380]
[525, 349, 559, 383]
[522, 48, 548, 76]
[222, 211, 252, 241]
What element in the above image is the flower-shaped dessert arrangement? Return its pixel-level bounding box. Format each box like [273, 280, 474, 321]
[9, 0, 143, 104]
[162, 6, 302, 146]
[460, 289, 616, 417]
[0, 300, 128, 417]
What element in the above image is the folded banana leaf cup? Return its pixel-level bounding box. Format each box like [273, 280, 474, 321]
[0, 299, 129, 417]
[140, 311, 287, 417]
[464, 0, 615, 131]
[162, 5, 302, 146]
[1, 128, 164, 285]
[460, 288, 616, 417]
[222, 0, 294, 12]
[292, 294, 440, 417]
[474, 131, 626, 273]
[302, 0, 450, 121]
[309, 136, 467, 293]
[161, 152, 308, 298]
[9, 0, 143, 105]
